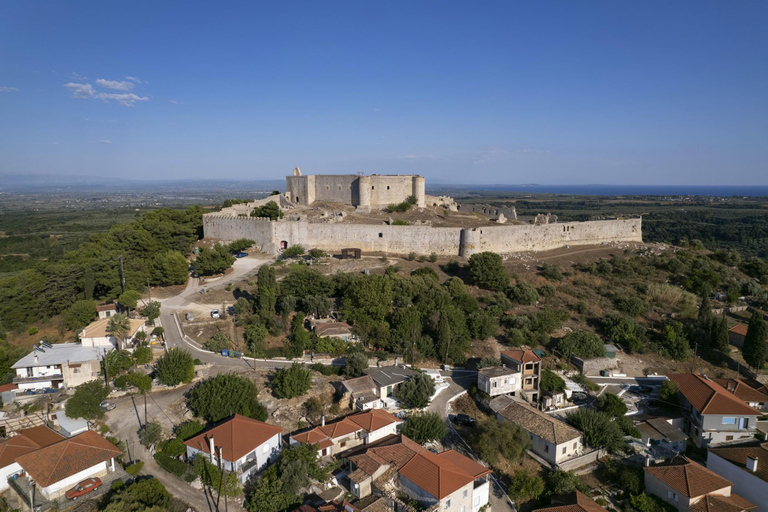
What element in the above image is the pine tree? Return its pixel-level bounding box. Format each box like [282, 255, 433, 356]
[711, 315, 730, 353]
[743, 311, 768, 370]
[697, 295, 714, 349]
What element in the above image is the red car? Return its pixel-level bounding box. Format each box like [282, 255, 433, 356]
[65, 478, 102, 500]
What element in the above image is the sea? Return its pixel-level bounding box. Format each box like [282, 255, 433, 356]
[446, 185, 768, 197]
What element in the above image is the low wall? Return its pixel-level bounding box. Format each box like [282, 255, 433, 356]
[558, 448, 605, 471]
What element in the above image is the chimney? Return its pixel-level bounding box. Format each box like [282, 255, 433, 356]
[208, 436, 215, 460]
[747, 456, 758, 473]
[644, 455, 651, 467]
[727, 381, 736, 393]
[321, 415, 325, 427]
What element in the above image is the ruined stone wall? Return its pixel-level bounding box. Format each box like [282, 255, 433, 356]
[202, 214, 276, 250]
[457, 203, 517, 220]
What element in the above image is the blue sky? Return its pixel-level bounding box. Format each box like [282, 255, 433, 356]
[1, 1, 766, 185]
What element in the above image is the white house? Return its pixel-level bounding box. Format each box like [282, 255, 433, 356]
[96, 304, 117, 320]
[477, 366, 520, 397]
[707, 441, 768, 512]
[184, 415, 283, 483]
[11, 344, 103, 392]
[0, 426, 64, 491]
[14, 430, 122, 500]
[80, 317, 146, 350]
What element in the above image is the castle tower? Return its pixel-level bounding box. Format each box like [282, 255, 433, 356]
[412, 176, 426, 208]
[357, 175, 372, 212]
[459, 228, 479, 258]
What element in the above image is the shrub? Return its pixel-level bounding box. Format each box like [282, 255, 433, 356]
[614, 295, 647, 317]
[507, 470, 545, 503]
[308, 249, 328, 259]
[402, 412, 447, 443]
[176, 420, 205, 441]
[283, 245, 305, 258]
[156, 348, 195, 386]
[397, 373, 436, 409]
[125, 461, 144, 476]
[27, 327, 38, 336]
[65, 381, 110, 420]
[406, 252, 417, 261]
[411, 267, 439, 282]
[571, 373, 599, 392]
[428, 253, 438, 263]
[539, 264, 564, 281]
[159, 437, 186, 457]
[469, 252, 509, 291]
[392, 220, 410, 226]
[387, 195, 418, 213]
[250, 201, 283, 220]
[507, 281, 539, 305]
[139, 422, 163, 447]
[566, 408, 626, 453]
[188, 373, 267, 422]
[556, 331, 604, 358]
[133, 346, 152, 365]
[344, 352, 368, 377]
[154, 452, 188, 477]
[473, 419, 530, 465]
[598, 392, 627, 417]
[271, 364, 312, 399]
[203, 332, 231, 353]
[541, 369, 565, 393]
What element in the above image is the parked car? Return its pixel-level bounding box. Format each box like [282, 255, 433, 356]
[211, 309, 220, 319]
[65, 478, 102, 500]
[99, 401, 115, 411]
[236, 252, 248, 258]
[452, 414, 476, 427]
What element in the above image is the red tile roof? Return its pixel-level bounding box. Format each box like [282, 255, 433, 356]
[644, 456, 732, 498]
[668, 374, 759, 416]
[690, 494, 757, 512]
[0, 383, 18, 393]
[16, 430, 122, 487]
[729, 325, 749, 337]
[709, 441, 768, 484]
[0, 427, 65, 469]
[398, 450, 492, 500]
[348, 435, 426, 483]
[290, 409, 401, 448]
[533, 491, 608, 512]
[501, 349, 541, 364]
[347, 409, 403, 432]
[96, 304, 116, 312]
[713, 378, 768, 404]
[184, 414, 282, 462]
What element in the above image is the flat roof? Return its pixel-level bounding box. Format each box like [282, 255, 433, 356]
[12, 343, 103, 369]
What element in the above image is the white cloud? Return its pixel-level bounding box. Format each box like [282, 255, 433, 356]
[99, 140, 112, 144]
[70, 71, 88, 81]
[97, 92, 148, 107]
[52, 142, 60, 145]
[64, 81, 148, 106]
[64, 82, 96, 98]
[95, 79, 134, 91]
[169, 99, 184, 105]
[125, 76, 146, 84]
[0, 86, 19, 92]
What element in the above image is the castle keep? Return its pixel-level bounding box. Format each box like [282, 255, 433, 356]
[203, 170, 643, 257]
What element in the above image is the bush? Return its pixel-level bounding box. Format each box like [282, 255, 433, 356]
[556, 331, 604, 359]
[387, 195, 418, 213]
[154, 452, 188, 477]
[539, 264, 564, 281]
[188, 373, 267, 422]
[392, 220, 410, 226]
[614, 295, 647, 317]
[345, 352, 368, 377]
[308, 249, 328, 259]
[406, 252, 417, 261]
[507, 281, 539, 305]
[227, 238, 255, 253]
[64, 300, 98, 331]
[65, 381, 110, 420]
[250, 201, 283, 220]
[397, 374, 436, 409]
[156, 348, 195, 386]
[139, 422, 163, 447]
[541, 369, 565, 393]
[566, 408, 626, 453]
[271, 364, 312, 399]
[309, 363, 344, 376]
[152, 326, 164, 336]
[507, 470, 545, 503]
[411, 267, 439, 282]
[659, 380, 679, 406]
[598, 392, 627, 417]
[176, 420, 205, 441]
[159, 437, 186, 457]
[428, 253, 438, 263]
[125, 460, 144, 476]
[473, 419, 530, 465]
[283, 245, 305, 258]
[402, 412, 447, 443]
[133, 346, 152, 365]
[571, 373, 599, 392]
[469, 252, 509, 291]
[203, 332, 231, 353]
[546, 470, 585, 496]
[195, 243, 236, 276]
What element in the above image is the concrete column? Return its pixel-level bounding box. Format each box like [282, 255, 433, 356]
[412, 176, 426, 207]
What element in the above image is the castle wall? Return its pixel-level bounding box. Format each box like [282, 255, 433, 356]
[367, 176, 419, 206]
[309, 175, 359, 205]
[201, 215, 276, 250]
[284, 173, 424, 208]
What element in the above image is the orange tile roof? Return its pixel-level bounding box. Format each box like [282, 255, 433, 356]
[347, 409, 403, 432]
[668, 374, 759, 416]
[709, 441, 768, 484]
[347, 434, 426, 483]
[644, 456, 732, 498]
[0, 383, 18, 393]
[533, 491, 608, 512]
[290, 409, 401, 448]
[0, 427, 66, 469]
[16, 430, 122, 487]
[729, 325, 749, 337]
[690, 494, 757, 512]
[184, 414, 282, 462]
[96, 304, 116, 312]
[398, 450, 492, 500]
[501, 349, 541, 363]
[713, 378, 768, 404]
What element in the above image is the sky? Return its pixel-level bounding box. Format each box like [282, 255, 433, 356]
[1, 1, 767, 185]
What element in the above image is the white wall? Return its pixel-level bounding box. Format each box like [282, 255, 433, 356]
[0, 462, 23, 492]
[40, 460, 110, 499]
[478, 372, 520, 396]
[366, 422, 401, 444]
[707, 452, 768, 512]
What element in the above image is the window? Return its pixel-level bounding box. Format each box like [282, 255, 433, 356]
[463, 490, 468, 498]
[340, 441, 347, 448]
[262, 444, 269, 453]
[387, 186, 390, 190]
[510, 377, 516, 384]
[73, 368, 81, 374]
[379, 233, 383, 238]
[562, 447, 567, 454]
[667, 491, 678, 502]
[444, 498, 451, 509]
[545, 445, 549, 453]
[493, 381, 497, 388]
[726, 435, 734, 441]
[372, 186, 375, 190]
[573, 442, 577, 449]
[722, 417, 737, 425]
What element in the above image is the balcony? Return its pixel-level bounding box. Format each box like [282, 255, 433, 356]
[13, 374, 63, 384]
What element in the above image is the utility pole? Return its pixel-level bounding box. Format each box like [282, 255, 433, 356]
[103, 349, 109, 386]
[147, 278, 152, 303]
[216, 446, 224, 512]
[144, 391, 148, 427]
[118, 255, 126, 293]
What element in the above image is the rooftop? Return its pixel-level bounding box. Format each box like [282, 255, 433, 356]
[96, 304, 116, 312]
[689, 494, 757, 512]
[713, 378, 768, 404]
[314, 322, 353, 337]
[709, 441, 768, 484]
[11, 343, 103, 369]
[184, 414, 282, 462]
[0, 426, 65, 468]
[399, 449, 491, 500]
[347, 434, 426, 484]
[479, 366, 519, 378]
[729, 325, 749, 337]
[365, 366, 418, 389]
[342, 375, 377, 396]
[290, 409, 402, 448]
[668, 374, 759, 416]
[644, 456, 732, 498]
[636, 418, 688, 443]
[533, 491, 608, 512]
[81, 317, 145, 339]
[16, 430, 122, 487]
[500, 349, 541, 364]
[493, 398, 581, 444]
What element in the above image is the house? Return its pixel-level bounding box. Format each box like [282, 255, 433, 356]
[533, 491, 608, 512]
[491, 395, 584, 468]
[313, 320, 357, 342]
[729, 325, 749, 349]
[500, 349, 541, 402]
[707, 441, 768, 512]
[477, 366, 519, 397]
[184, 414, 283, 483]
[668, 374, 760, 447]
[341, 375, 382, 411]
[289, 409, 403, 458]
[364, 366, 419, 401]
[713, 378, 768, 411]
[0, 426, 65, 491]
[80, 317, 146, 350]
[96, 304, 117, 320]
[398, 449, 492, 512]
[14, 430, 122, 500]
[11, 343, 103, 392]
[51, 411, 90, 437]
[644, 456, 756, 512]
[346, 434, 426, 498]
[636, 418, 688, 459]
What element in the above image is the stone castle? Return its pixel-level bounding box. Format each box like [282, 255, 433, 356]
[203, 169, 642, 257]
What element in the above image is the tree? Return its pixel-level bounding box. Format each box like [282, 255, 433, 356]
[256, 264, 278, 319]
[280, 267, 332, 299]
[566, 408, 626, 454]
[546, 470, 584, 496]
[63, 300, 97, 331]
[397, 373, 436, 409]
[244, 322, 268, 356]
[660, 320, 691, 361]
[507, 281, 539, 305]
[402, 412, 447, 443]
[151, 250, 190, 286]
[65, 381, 110, 420]
[140, 301, 161, 325]
[227, 238, 255, 253]
[344, 352, 368, 377]
[188, 373, 267, 422]
[614, 296, 647, 317]
[597, 392, 627, 417]
[283, 245, 305, 258]
[469, 252, 509, 291]
[556, 331, 604, 359]
[133, 345, 152, 365]
[659, 380, 679, 407]
[507, 470, 545, 503]
[627, 494, 678, 512]
[102, 478, 171, 512]
[743, 310, 768, 370]
[203, 332, 231, 353]
[246, 444, 322, 512]
[271, 364, 312, 399]
[539, 264, 564, 281]
[176, 420, 205, 441]
[712, 315, 730, 352]
[195, 243, 236, 276]
[541, 369, 566, 393]
[118, 290, 142, 310]
[139, 422, 163, 446]
[104, 350, 133, 377]
[474, 419, 530, 465]
[250, 201, 283, 221]
[193, 454, 242, 497]
[156, 348, 195, 386]
[107, 313, 131, 351]
[288, 313, 311, 357]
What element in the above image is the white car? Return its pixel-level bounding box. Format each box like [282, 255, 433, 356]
[211, 309, 220, 319]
